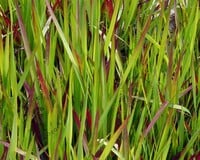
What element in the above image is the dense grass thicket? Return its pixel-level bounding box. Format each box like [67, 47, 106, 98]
[0, 0, 200, 159]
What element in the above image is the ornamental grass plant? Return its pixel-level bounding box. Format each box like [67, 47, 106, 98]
[0, 0, 200, 159]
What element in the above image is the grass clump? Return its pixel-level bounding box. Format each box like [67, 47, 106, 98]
[0, 0, 200, 159]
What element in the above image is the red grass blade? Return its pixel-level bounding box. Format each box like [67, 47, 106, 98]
[36, 60, 52, 112]
[143, 101, 169, 137]
[15, 0, 32, 57]
[73, 110, 89, 154]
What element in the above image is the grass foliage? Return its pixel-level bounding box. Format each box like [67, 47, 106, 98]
[0, 0, 200, 159]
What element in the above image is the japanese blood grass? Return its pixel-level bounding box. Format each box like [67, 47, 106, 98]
[0, 0, 200, 159]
